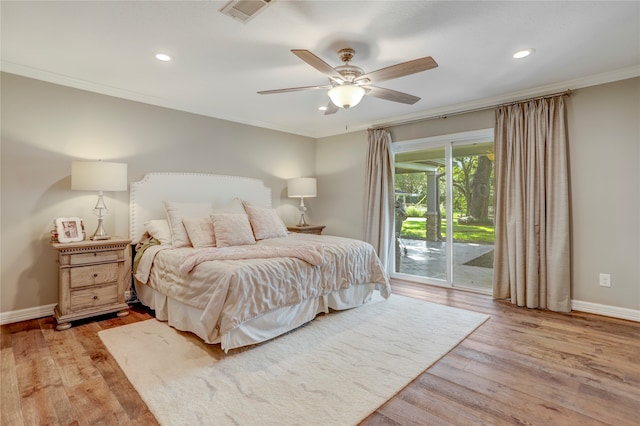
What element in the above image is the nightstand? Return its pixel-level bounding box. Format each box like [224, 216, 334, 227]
[287, 225, 326, 235]
[52, 237, 131, 330]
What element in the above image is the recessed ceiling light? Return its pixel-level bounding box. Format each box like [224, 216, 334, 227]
[155, 53, 172, 62]
[513, 48, 535, 59]
[318, 106, 328, 111]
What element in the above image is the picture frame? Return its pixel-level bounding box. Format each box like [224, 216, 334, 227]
[55, 217, 84, 243]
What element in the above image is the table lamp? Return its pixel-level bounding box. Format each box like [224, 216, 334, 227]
[287, 177, 317, 227]
[71, 161, 127, 240]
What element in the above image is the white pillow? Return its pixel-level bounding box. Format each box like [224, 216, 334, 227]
[182, 217, 216, 248]
[164, 201, 213, 248]
[243, 202, 288, 240]
[210, 213, 256, 247]
[144, 219, 172, 245]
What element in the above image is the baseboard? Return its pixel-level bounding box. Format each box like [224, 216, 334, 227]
[571, 300, 640, 322]
[2, 299, 638, 325]
[0, 303, 56, 326]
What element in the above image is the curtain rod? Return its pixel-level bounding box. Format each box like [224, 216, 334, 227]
[374, 89, 572, 129]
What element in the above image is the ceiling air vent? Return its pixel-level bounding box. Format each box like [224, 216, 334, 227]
[219, 0, 274, 23]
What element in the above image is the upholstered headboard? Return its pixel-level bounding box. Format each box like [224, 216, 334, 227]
[129, 172, 271, 242]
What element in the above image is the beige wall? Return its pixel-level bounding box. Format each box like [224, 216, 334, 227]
[314, 130, 369, 240]
[315, 77, 640, 311]
[1, 72, 315, 314]
[2, 72, 638, 316]
[566, 77, 639, 309]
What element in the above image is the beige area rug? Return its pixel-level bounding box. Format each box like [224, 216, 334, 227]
[99, 294, 489, 425]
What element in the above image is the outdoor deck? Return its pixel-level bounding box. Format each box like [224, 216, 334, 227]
[396, 238, 494, 290]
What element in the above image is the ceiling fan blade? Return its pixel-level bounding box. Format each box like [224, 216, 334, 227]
[365, 86, 421, 105]
[258, 84, 331, 95]
[324, 102, 339, 115]
[358, 56, 438, 84]
[291, 49, 343, 82]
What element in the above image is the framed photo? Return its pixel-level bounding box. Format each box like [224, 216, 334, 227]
[55, 217, 84, 243]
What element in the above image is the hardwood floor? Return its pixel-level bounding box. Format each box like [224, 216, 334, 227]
[2, 282, 638, 425]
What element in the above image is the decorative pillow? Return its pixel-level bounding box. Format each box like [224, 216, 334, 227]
[182, 217, 216, 248]
[243, 202, 288, 240]
[164, 201, 213, 248]
[144, 219, 172, 245]
[215, 197, 246, 214]
[210, 213, 256, 247]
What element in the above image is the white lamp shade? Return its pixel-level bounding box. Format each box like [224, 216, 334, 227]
[287, 177, 317, 198]
[71, 161, 128, 191]
[328, 84, 365, 109]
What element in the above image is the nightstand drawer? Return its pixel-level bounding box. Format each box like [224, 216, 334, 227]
[70, 250, 120, 265]
[69, 263, 119, 288]
[70, 283, 118, 312]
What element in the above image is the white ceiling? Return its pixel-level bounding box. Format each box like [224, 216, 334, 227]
[2, 1, 639, 138]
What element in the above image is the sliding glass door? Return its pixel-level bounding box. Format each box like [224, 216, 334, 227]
[393, 129, 495, 292]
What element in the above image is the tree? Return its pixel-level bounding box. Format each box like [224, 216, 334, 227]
[394, 173, 427, 203]
[451, 157, 477, 216]
[468, 155, 493, 221]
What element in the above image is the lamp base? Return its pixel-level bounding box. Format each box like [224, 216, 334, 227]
[296, 217, 310, 227]
[90, 218, 111, 240]
[296, 197, 310, 227]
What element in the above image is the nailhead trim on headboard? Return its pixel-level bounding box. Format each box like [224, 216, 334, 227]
[129, 173, 271, 243]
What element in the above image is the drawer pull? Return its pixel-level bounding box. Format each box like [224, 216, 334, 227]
[93, 295, 98, 300]
[93, 273, 98, 278]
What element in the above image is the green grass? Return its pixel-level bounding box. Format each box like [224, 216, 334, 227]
[399, 217, 495, 244]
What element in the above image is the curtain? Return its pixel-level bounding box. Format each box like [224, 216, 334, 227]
[364, 128, 394, 271]
[493, 95, 571, 312]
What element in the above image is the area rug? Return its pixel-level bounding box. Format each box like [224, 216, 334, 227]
[99, 294, 489, 425]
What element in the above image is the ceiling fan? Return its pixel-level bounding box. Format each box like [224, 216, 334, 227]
[258, 48, 438, 115]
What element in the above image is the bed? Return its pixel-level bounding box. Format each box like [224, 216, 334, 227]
[130, 172, 390, 351]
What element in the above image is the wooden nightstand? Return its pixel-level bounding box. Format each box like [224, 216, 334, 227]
[52, 237, 131, 330]
[287, 225, 326, 235]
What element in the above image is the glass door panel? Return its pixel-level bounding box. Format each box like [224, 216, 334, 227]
[451, 142, 495, 291]
[394, 146, 447, 281]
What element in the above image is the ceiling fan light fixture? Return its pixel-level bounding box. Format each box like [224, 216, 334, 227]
[328, 84, 365, 109]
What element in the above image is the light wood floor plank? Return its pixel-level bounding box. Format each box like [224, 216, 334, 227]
[1, 346, 24, 426]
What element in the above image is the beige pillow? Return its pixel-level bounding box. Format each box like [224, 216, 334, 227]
[210, 213, 256, 247]
[182, 217, 216, 248]
[144, 219, 172, 245]
[215, 198, 246, 214]
[164, 201, 213, 248]
[243, 202, 288, 240]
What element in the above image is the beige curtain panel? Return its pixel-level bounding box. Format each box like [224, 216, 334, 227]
[364, 128, 394, 272]
[493, 95, 571, 312]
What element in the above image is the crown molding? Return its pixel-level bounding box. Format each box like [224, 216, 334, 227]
[2, 61, 638, 139]
[0, 61, 314, 138]
[371, 65, 640, 130]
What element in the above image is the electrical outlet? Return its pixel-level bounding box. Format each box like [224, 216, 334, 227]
[599, 273, 611, 288]
[124, 290, 132, 300]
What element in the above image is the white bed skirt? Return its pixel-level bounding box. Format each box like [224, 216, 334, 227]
[134, 281, 377, 351]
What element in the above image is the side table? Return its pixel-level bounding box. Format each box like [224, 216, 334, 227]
[287, 225, 326, 235]
[51, 237, 131, 330]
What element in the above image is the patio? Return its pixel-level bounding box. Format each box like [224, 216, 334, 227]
[395, 238, 494, 290]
